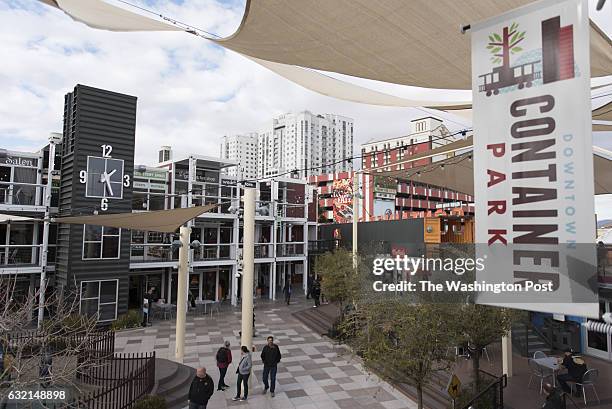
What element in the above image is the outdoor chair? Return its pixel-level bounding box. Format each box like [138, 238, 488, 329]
[570, 368, 600, 405]
[528, 358, 553, 394]
[210, 301, 221, 316]
[533, 351, 547, 359]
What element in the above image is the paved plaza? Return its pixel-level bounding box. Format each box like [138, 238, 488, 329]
[115, 296, 416, 409]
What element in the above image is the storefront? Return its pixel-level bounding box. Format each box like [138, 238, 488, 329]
[0, 151, 41, 206]
[584, 291, 612, 361]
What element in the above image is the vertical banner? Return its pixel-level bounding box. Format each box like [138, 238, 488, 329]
[332, 178, 353, 223]
[472, 0, 598, 317]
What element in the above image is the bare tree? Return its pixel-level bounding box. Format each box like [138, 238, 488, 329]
[0, 274, 106, 408]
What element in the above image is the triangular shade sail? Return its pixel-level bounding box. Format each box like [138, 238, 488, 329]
[54, 204, 218, 233]
[368, 147, 612, 196]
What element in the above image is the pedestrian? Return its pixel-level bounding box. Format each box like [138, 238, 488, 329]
[284, 282, 292, 305]
[306, 274, 313, 299]
[312, 278, 321, 308]
[142, 287, 155, 327]
[188, 367, 214, 409]
[261, 336, 282, 397]
[215, 341, 232, 391]
[541, 383, 565, 409]
[232, 346, 252, 402]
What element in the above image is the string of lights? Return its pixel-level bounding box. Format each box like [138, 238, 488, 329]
[240, 127, 473, 183]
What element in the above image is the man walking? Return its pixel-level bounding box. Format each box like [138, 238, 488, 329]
[142, 287, 155, 327]
[312, 278, 321, 308]
[261, 336, 282, 397]
[215, 341, 232, 391]
[188, 367, 214, 409]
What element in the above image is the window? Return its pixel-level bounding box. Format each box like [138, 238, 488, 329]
[80, 279, 118, 321]
[83, 225, 121, 259]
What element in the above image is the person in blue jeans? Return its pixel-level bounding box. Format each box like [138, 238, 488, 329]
[261, 336, 282, 397]
[232, 346, 252, 402]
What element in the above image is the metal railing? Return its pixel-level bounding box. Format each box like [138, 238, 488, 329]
[0, 181, 59, 208]
[69, 352, 155, 409]
[0, 244, 57, 267]
[254, 243, 273, 258]
[276, 242, 305, 256]
[130, 243, 176, 263]
[276, 202, 306, 219]
[193, 243, 232, 261]
[459, 371, 507, 409]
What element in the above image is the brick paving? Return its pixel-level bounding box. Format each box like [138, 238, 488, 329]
[115, 296, 416, 409]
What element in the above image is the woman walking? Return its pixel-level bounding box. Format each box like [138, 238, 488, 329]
[232, 346, 252, 402]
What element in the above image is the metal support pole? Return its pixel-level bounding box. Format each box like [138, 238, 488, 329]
[241, 187, 255, 350]
[352, 172, 359, 267]
[38, 135, 59, 329]
[175, 225, 190, 363]
[502, 331, 513, 378]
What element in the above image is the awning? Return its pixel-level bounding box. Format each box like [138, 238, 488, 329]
[584, 320, 612, 335]
[368, 146, 612, 196]
[53, 204, 218, 233]
[40, 0, 612, 91]
[593, 100, 612, 122]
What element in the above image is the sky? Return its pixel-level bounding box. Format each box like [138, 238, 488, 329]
[0, 0, 611, 217]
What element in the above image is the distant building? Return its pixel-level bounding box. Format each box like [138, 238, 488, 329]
[257, 111, 354, 179]
[220, 133, 258, 179]
[361, 116, 459, 172]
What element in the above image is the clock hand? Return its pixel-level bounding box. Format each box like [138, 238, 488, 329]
[105, 177, 114, 196]
[107, 169, 117, 178]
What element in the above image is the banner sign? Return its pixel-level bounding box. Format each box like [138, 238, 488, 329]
[472, 0, 597, 317]
[332, 178, 353, 223]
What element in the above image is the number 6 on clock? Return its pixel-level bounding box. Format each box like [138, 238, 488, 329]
[101, 198, 108, 211]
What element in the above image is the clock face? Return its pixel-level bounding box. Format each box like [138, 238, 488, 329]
[79, 145, 131, 211]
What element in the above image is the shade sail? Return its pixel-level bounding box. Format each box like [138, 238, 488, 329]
[593, 100, 612, 122]
[0, 214, 37, 223]
[368, 147, 612, 196]
[54, 0, 183, 31]
[41, 0, 612, 91]
[213, 0, 612, 89]
[54, 204, 218, 233]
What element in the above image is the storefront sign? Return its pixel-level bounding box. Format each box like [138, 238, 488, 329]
[472, 0, 597, 317]
[0, 155, 38, 167]
[373, 175, 396, 194]
[134, 169, 167, 181]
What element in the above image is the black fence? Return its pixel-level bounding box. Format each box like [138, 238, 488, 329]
[459, 371, 507, 409]
[66, 352, 156, 409]
[3, 330, 154, 409]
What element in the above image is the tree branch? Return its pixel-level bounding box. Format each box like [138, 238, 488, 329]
[509, 37, 524, 49]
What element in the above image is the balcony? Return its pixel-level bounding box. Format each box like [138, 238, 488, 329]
[0, 182, 58, 212]
[276, 203, 306, 219]
[192, 244, 233, 262]
[0, 244, 56, 273]
[276, 242, 305, 257]
[130, 243, 176, 264]
[254, 243, 273, 258]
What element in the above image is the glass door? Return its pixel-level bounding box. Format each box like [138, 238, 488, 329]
[585, 300, 612, 360]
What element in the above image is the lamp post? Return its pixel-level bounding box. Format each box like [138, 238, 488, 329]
[38, 132, 62, 329]
[241, 187, 256, 350]
[174, 225, 191, 363]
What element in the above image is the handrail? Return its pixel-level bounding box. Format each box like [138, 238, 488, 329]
[459, 372, 507, 409]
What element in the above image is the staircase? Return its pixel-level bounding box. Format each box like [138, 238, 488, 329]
[152, 358, 196, 409]
[512, 324, 552, 357]
[293, 304, 341, 335]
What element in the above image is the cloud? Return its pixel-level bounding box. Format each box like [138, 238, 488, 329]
[1, 0, 610, 230]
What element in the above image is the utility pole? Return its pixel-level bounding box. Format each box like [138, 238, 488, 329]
[241, 187, 256, 349]
[38, 132, 61, 329]
[175, 225, 191, 363]
[352, 171, 360, 268]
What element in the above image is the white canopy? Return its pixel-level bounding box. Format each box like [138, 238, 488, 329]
[41, 0, 612, 90]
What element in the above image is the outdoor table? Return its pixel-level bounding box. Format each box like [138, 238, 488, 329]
[534, 357, 561, 386]
[195, 299, 216, 315]
[156, 303, 176, 320]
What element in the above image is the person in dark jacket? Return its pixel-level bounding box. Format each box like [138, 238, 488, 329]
[557, 349, 588, 395]
[312, 279, 321, 308]
[215, 340, 232, 391]
[142, 287, 156, 327]
[188, 367, 214, 409]
[260, 336, 282, 397]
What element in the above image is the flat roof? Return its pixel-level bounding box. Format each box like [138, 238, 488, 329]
[159, 154, 238, 170]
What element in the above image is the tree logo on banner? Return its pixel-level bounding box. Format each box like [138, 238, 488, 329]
[478, 16, 576, 97]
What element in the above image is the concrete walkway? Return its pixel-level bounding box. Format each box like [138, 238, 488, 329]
[115, 296, 416, 409]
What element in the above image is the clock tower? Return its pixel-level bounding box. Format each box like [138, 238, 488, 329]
[56, 85, 136, 322]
